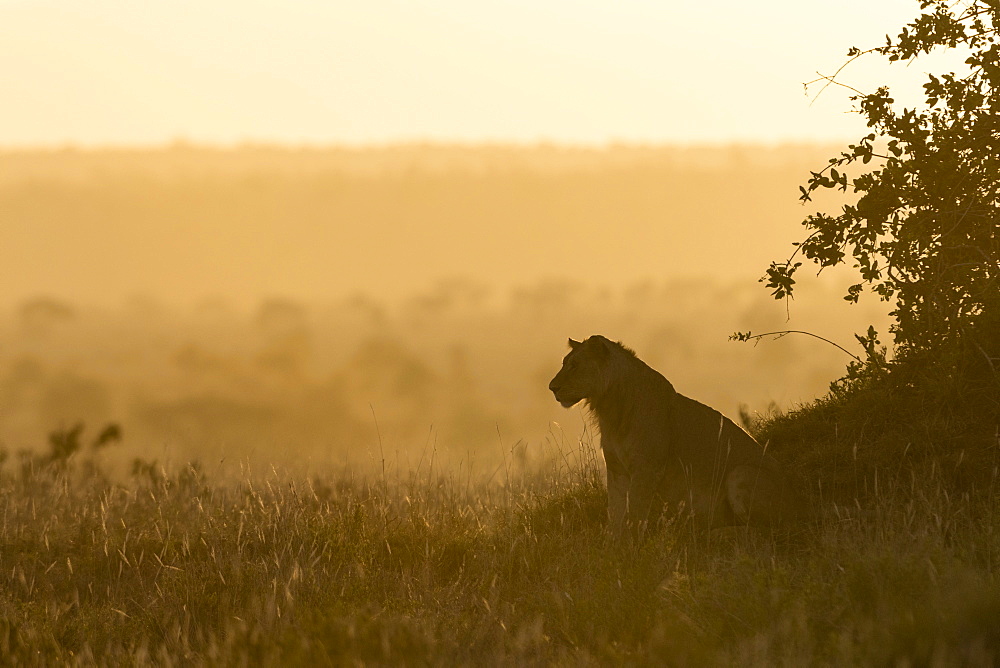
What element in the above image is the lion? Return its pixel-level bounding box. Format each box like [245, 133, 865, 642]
[548, 335, 806, 535]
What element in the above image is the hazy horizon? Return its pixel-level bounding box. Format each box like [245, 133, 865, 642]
[2, 141, 855, 309]
[1, 141, 892, 462]
[1, 2, 910, 463]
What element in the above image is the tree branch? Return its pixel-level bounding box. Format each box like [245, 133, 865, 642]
[731, 330, 863, 362]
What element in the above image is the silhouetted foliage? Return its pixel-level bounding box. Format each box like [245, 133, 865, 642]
[47, 423, 85, 462]
[740, 1, 1000, 498]
[45, 421, 122, 465]
[92, 423, 122, 449]
[765, 0, 999, 362]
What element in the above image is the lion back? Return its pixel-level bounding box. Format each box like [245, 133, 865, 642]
[667, 392, 801, 526]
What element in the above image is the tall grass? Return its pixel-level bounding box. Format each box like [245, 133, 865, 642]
[2, 428, 999, 666]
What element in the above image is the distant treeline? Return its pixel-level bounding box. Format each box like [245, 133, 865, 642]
[0, 143, 844, 181]
[0, 143, 849, 306]
[0, 282, 887, 474]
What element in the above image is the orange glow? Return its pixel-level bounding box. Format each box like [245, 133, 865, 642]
[0, 1, 910, 467]
[0, 0, 954, 147]
[0, 144, 890, 469]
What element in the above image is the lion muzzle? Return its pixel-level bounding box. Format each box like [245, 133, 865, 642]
[548, 379, 581, 408]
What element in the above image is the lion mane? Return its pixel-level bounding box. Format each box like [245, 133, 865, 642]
[549, 335, 805, 534]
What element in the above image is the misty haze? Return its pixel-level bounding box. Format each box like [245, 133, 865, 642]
[3, 0, 997, 663]
[1, 145, 888, 472]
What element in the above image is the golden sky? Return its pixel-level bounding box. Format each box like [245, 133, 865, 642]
[0, 0, 954, 147]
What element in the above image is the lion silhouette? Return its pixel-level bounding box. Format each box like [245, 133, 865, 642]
[549, 335, 805, 534]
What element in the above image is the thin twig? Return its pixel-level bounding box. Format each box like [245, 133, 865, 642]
[804, 49, 878, 105]
[736, 330, 863, 362]
[805, 72, 866, 103]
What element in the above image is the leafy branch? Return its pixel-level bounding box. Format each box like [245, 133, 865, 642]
[765, 0, 1000, 357]
[730, 329, 869, 363]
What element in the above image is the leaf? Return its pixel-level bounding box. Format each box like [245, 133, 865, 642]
[771, 0, 999, 354]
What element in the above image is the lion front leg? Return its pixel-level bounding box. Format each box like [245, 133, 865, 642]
[610, 466, 662, 539]
[607, 468, 629, 535]
[624, 472, 666, 538]
[603, 448, 630, 536]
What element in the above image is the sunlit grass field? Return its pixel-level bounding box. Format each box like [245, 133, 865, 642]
[3, 428, 999, 666]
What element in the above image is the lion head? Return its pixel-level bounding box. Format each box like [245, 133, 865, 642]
[548, 336, 615, 407]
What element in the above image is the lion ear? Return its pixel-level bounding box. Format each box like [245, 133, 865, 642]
[594, 336, 614, 358]
[568, 338, 582, 349]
